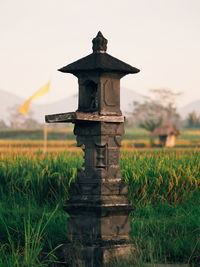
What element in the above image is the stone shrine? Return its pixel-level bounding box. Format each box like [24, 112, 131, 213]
[45, 31, 140, 266]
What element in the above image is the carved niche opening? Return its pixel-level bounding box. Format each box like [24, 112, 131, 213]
[79, 80, 98, 112]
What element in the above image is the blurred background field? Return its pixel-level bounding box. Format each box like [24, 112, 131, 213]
[0, 127, 199, 154]
[1, 87, 200, 154]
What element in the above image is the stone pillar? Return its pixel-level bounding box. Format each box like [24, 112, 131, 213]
[63, 121, 134, 266]
[45, 31, 140, 266]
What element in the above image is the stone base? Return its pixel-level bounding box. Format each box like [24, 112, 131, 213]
[144, 265, 189, 267]
[62, 241, 135, 267]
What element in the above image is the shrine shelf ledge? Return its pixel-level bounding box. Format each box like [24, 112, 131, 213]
[45, 112, 125, 123]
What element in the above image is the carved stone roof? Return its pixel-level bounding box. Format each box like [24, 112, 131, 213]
[92, 31, 108, 53]
[152, 123, 180, 136]
[58, 32, 140, 75]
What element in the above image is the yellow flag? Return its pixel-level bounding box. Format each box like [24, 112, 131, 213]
[19, 82, 50, 114]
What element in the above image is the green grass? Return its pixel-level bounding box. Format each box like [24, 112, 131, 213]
[122, 150, 200, 205]
[131, 193, 200, 265]
[122, 150, 200, 265]
[0, 151, 199, 266]
[0, 128, 75, 140]
[0, 199, 67, 267]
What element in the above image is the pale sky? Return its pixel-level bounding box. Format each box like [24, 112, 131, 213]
[0, 0, 200, 107]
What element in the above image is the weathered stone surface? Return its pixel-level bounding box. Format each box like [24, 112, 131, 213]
[74, 121, 124, 136]
[73, 122, 125, 190]
[144, 265, 189, 267]
[92, 31, 108, 53]
[58, 31, 140, 76]
[46, 32, 139, 266]
[63, 241, 135, 267]
[65, 211, 131, 242]
[45, 111, 124, 123]
[69, 178, 128, 196]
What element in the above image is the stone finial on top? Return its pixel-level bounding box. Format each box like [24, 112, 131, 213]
[92, 31, 108, 53]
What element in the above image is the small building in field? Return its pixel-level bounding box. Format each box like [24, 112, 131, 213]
[152, 123, 180, 147]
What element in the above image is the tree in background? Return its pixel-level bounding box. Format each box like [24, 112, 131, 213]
[139, 118, 162, 132]
[187, 111, 200, 128]
[0, 120, 8, 129]
[129, 88, 181, 132]
[7, 105, 42, 129]
[20, 117, 42, 129]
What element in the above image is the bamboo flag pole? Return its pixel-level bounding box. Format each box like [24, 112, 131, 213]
[18, 81, 51, 153]
[43, 81, 51, 154]
[43, 123, 48, 153]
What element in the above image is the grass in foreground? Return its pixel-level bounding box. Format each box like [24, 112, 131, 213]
[131, 192, 200, 265]
[0, 151, 199, 266]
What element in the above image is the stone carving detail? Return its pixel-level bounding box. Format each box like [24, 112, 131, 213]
[96, 145, 107, 169]
[108, 149, 119, 165]
[103, 80, 117, 106]
[74, 124, 124, 179]
[92, 31, 108, 53]
[114, 135, 122, 147]
[83, 82, 98, 112]
[79, 80, 98, 113]
[76, 136, 84, 147]
[89, 89, 98, 111]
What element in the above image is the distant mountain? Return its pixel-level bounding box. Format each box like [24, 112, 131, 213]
[1, 88, 199, 123]
[1, 89, 199, 123]
[35, 88, 144, 122]
[0, 88, 144, 123]
[179, 100, 200, 118]
[34, 94, 78, 123]
[0, 89, 78, 123]
[120, 88, 145, 114]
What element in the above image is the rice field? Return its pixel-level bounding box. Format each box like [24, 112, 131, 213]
[0, 139, 200, 154]
[0, 150, 199, 266]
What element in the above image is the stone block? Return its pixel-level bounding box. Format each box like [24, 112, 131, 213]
[108, 149, 119, 165]
[66, 212, 131, 243]
[63, 242, 135, 267]
[69, 178, 128, 196]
